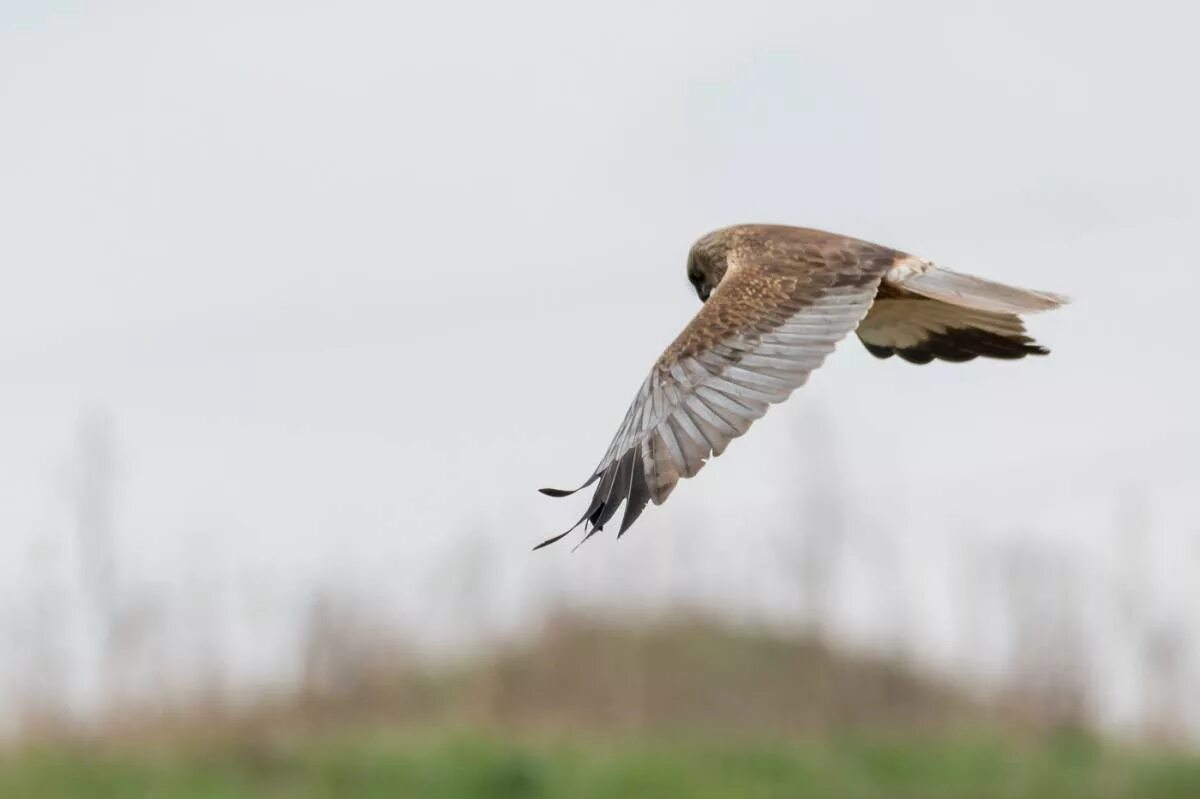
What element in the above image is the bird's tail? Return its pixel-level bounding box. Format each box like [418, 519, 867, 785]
[887, 258, 1069, 315]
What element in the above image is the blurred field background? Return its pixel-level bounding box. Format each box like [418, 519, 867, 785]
[6, 613, 1200, 797]
[4, 1, 1200, 796]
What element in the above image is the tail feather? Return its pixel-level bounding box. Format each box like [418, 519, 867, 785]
[887, 259, 1069, 315]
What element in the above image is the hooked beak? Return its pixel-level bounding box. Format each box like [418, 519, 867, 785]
[699, 285, 711, 302]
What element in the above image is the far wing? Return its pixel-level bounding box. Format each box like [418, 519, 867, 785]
[857, 260, 1067, 363]
[856, 290, 1049, 363]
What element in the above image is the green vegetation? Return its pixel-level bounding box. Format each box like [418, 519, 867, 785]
[4, 618, 1198, 797]
[3, 729, 1200, 798]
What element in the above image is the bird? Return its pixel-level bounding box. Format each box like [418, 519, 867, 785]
[535, 224, 1067, 550]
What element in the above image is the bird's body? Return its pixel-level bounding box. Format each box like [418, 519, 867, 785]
[537, 225, 1067, 549]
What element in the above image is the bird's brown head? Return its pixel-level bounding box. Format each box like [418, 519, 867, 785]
[685, 233, 731, 303]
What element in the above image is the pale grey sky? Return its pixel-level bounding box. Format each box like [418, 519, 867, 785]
[2, 0, 1199, 732]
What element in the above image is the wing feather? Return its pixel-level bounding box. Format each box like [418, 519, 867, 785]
[537, 226, 897, 547]
[857, 294, 1052, 363]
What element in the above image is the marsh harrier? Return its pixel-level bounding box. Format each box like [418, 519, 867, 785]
[537, 225, 1066, 549]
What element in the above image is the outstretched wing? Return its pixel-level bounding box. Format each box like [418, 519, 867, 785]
[536, 227, 897, 549]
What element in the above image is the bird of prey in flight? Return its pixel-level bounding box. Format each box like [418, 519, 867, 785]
[536, 225, 1066, 549]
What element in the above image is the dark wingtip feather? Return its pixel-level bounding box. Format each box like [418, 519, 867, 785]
[571, 523, 603, 553]
[862, 341, 896, 360]
[873, 329, 1051, 365]
[536, 449, 649, 550]
[537, 472, 601, 499]
[617, 458, 651, 538]
[533, 520, 583, 550]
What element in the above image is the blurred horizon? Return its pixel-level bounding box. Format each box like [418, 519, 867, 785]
[2, 3, 1199, 793]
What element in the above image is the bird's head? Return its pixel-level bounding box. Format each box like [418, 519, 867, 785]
[685, 238, 729, 303]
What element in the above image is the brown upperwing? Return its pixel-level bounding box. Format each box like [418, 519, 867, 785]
[536, 226, 898, 548]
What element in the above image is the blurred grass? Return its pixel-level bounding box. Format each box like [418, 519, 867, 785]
[288, 614, 985, 735]
[4, 729, 1200, 798]
[5, 615, 1198, 797]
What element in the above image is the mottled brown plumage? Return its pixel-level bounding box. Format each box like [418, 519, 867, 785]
[669, 226, 897, 360]
[537, 225, 1067, 549]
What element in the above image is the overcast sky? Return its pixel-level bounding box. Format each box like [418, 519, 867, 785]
[2, 1, 1199, 724]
